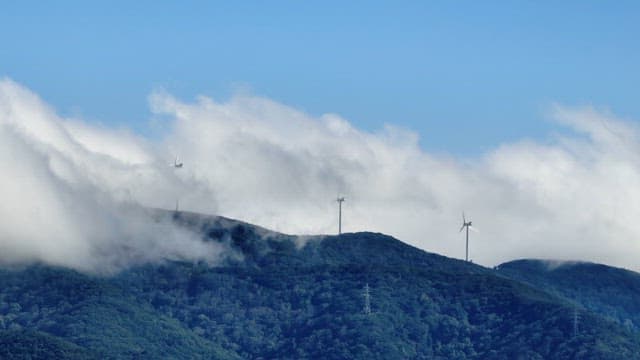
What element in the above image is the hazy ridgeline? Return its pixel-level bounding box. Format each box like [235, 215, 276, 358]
[3, 79, 640, 272]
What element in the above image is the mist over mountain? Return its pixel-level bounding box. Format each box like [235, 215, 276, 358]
[3, 78, 640, 271]
[1, 211, 639, 359]
[3, 75, 640, 357]
[3, 2, 640, 358]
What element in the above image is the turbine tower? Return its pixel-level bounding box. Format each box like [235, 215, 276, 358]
[459, 212, 475, 262]
[337, 197, 345, 235]
[172, 155, 183, 212]
[363, 283, 372, 315]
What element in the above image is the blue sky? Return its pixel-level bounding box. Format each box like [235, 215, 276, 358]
[2, 1, 639, 154]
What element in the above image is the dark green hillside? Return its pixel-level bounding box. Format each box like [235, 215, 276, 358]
[0, 211, 639, 359]
[0, 330, 98, 359]
[498, 259, 640, 332]
[0, 265, 239, 359]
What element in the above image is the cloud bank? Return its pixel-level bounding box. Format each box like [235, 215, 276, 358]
[2, 78, 640, 271]
[0, 79, 220, 273]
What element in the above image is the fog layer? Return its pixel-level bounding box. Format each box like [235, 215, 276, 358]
[2, 78, 639, 271]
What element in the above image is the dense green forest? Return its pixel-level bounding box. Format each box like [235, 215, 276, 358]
[1, 211, 639, 359]
[498, 259, 640, 333]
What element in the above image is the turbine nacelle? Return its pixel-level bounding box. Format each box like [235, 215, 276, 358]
[459, 221, 473, 232]
[172, 156, 183, 168]
[459, 212, 476, 232]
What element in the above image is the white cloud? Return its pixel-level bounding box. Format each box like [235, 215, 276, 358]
[0, 78, 221, 273]
[2, 77, 640, 271]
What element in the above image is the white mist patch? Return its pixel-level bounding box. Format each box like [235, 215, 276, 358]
[2, 77, 640, 271]
[0, 79, 222, 273]
[541, 260, 585, 271]
[150, 91, 640, 270]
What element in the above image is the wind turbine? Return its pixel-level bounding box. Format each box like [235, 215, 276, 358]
[337, 197, 345, 235]
[459, 212, 477, 262]
[172, 155, 183, 212]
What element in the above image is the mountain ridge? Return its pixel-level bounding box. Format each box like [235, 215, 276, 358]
[497, 258, 640, 333]
[0, 210, 638, 359]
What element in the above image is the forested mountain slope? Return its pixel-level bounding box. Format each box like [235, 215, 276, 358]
[0, 211, 639, 359]
[498, 259, 640, 333]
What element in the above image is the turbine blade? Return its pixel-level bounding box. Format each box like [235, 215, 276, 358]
[469, 226, 479, 233]
[462, 212, 466, 223]
[459, 224, 465, 232]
